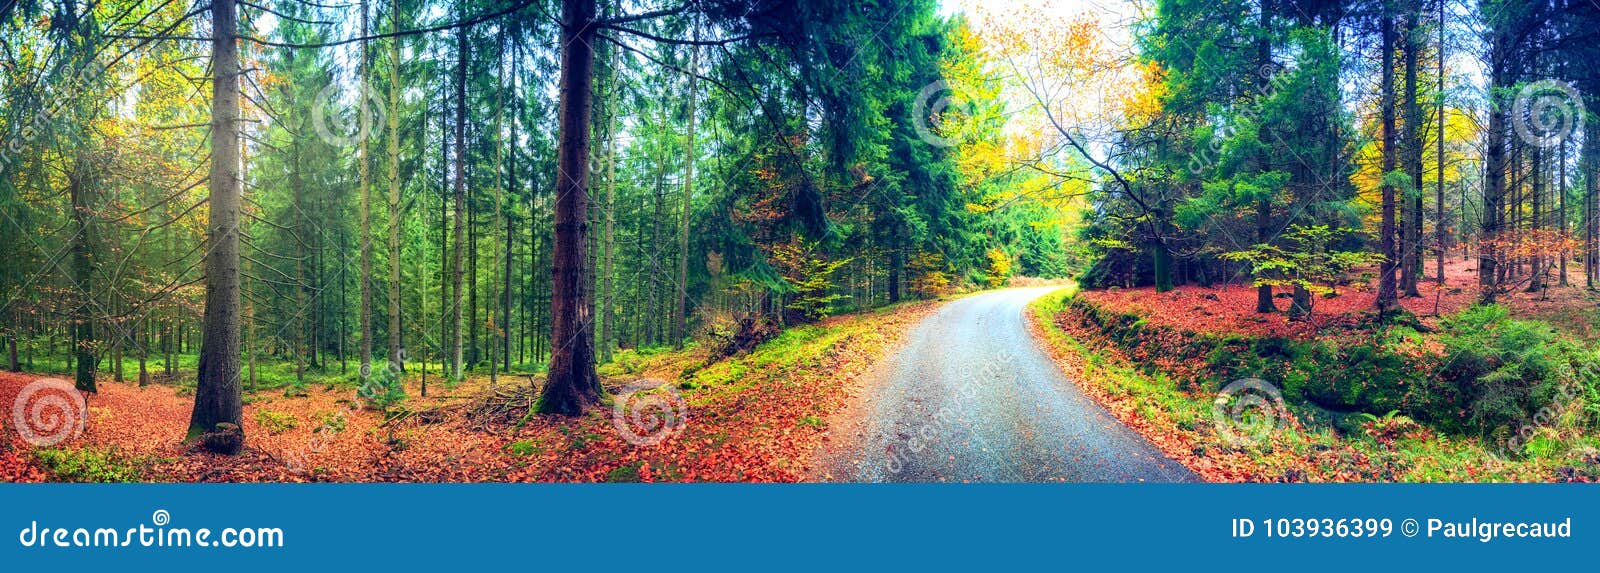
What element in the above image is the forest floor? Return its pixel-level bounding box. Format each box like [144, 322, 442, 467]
[1080, 257, 1600, 341]
[1, 300, 943, 483]
[1028, 262, 1600, 482]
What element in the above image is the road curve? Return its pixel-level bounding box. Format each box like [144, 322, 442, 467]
[830, 287, 1196, 482]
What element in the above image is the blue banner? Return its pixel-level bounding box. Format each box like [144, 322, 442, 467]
[0, 484, 1591, 570]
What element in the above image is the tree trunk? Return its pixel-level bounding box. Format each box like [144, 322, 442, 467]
[537, 0, 603, 415]
[388, 0, 405, 372]
[1529, 143, 1544, 292]
[1559, 137, 1568, 286]
[1479, 27, 1508, 304]
[451, 22, 468, 380]
[69, 158, 96, 393]
[1252, 0, 1275, 314]
[1377, 6, 1401, 313]
[504, 41, 518, 374]
[188, 0, 244, 448]
[1436, 0, 1446, 285]
[292, 138, 308, 389]
[600, 45, 618, 363]
[1401, 4, 1423, 297]
[358, 0, 375, 376]
[674, 44, 700, 348]
[7, 330, 18, 372]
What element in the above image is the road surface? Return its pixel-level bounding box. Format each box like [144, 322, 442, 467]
[830, 287, 1196, 482]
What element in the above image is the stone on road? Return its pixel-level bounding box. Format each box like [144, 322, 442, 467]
[832, 287, 1196, 482]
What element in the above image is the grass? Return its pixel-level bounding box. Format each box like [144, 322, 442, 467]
[1028, 288, 1600, 482]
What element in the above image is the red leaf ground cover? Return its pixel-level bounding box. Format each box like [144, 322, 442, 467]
[1, 301, 937, 483]
[1078, 259, 1600, 339]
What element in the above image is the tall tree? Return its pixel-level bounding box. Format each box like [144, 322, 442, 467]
[1377, 1, 1401, 313]
[358, 0, 375, 375]
[537, 0, 602, 414]
[388, 0, 404, 371]
[674, 43, 700, 348]
[189, 0, 245, 451]
[451, 17, 468, 380]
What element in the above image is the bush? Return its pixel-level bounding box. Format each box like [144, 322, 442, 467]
[358, 364, 407, 414]
[1436, 305, 1598, 437]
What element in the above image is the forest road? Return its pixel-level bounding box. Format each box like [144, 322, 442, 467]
[828, 287, 1197, 482]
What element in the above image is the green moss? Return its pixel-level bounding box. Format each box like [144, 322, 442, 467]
[33, 447, 147, 483]
[253, 409, 298, 435]
[605, 461, 643, 483]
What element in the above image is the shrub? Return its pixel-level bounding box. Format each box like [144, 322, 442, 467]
[1436, 305, 1597, 436]
[358, 364, 407, 414]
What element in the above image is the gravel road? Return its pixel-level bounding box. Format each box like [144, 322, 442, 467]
[830, 287, 1197, 482]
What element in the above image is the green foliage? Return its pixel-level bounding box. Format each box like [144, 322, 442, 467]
[605, 461, 644, 483]
[357, 364, 407, 414]
[33, 447, 146, 483]
[253, 410, 298, 435]
[1062, 294, 1600, 438]
[312, 410, 347, 435]
[798, 415, 826, 428]
[1222, 225, 1382, 311]
[772, 242, 851, 321]
[1435, 305, 1600, 437]
[504, 440, 544, 457]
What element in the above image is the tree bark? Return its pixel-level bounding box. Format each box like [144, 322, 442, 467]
[188, 0, 244, 447]
[388, 0, 405, 371]
[600, 44, 618, 363]
[537, 0, 603, 414]
[1252, 0, 1275, 314]
[451, 22, 468, 380]
[1479, 25, 1508, 304]
[1435, 0, 1446, 284]
[1377, 5, 1401, 313]
[1401, 3, 1423, 297]
[358, 0, 375, 376]
[69, 158, 95, 393]
[674, 43, 700, 348]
